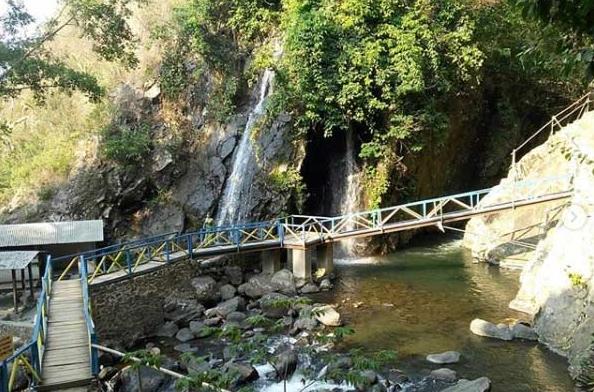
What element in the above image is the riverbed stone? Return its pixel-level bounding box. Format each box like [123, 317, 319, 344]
[260, 293, 291, 318]
[320, 278, 333, 290]
[227, 311, 247, 323]
[225, 266, 244, 285]
[511, 322, 538, 341]
[192, 276, 220, 303]
[426, 351, 461, 364]
[174, 343, 198, 353]
[155, 321, 178, 338]
[313, 305, 342, 326]
[226, 362, 259, 385]
[220, 284, 237, 300]
[206, 296, 246, 318]
[274, 349, 298, 380]
[300, 282, 320, 294]
[239, 274, 276, 298]
[470, 319, 513, 341]
[442, 377, 491, 392]
[430, 368, 458, 382]
[271, 269, 297, 295]
[175, 327, 194, 342]
[119, 365, 167, 392]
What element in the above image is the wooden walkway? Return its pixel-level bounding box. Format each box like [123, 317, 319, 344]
[40, 279, 92, 391]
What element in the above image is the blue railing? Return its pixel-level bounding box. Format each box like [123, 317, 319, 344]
[79, 257, 99, 375]
[0, 255, 52, 392]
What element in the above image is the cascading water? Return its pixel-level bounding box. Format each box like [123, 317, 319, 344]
[216, 69, 275, 225]
[338, 129, 361, 256]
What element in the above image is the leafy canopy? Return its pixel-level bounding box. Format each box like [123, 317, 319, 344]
[0, 0, 141, 102]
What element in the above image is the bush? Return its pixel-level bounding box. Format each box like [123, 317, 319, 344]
[102, 123, 152, 163]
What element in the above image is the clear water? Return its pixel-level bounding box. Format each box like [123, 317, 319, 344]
[314, 237, 574, 392]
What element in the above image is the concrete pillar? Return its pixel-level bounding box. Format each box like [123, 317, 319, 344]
[261, 249, 281, 274]
[291, 248, 312, 280]
[317, 242, 334, 275]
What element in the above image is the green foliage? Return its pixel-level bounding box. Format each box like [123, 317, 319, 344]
[323, 348, 397, 387]
[268, 165, 306, 209]
[175, 368, 237, 391]
[218, 324, 243, 343]
[102, 122, 152, 164]
[514, 0, 594, 79]
[0, 0, 142, 100]
[278, 0, 483, 156]
[123, 349, 163, 369]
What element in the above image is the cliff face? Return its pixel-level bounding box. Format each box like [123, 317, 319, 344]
[464, 109, 594, 378]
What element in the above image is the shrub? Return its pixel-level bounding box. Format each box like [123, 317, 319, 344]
[102, 123, 152, 163]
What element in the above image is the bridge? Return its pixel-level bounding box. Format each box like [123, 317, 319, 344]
[0, 91, 590, 391]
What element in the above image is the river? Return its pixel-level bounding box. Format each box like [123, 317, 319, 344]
[313, 236, 574, 392]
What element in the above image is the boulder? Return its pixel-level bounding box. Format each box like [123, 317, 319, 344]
[155, 321, 179, 338]
[274, 349, 298, 380]
[165, 303, 205, 326]
[511, 322, 538, 341]
[430, 368, 457, 382]
[470, 319, 513, 341]
[356, 370, 378, 390]
[238, 274, 276, 298]
[220, 284, 237, 301]
[260, 293, 291, 318]
[227, 311, 247, 323]
[119, 365, 167, 392]
[174, 343, 198, 353]
[98, 366, 118, 381]
[320, 278, 333, 290]
[441, 377, 491, 392]
[300, 282, 320, 294]
[225, 266, 244, 285]
[205, 297, 246, 318]
[192, 276, 220, 304]
[426, 351, 461, 364]
[313, 305, 342, 326]
[175, 328, 194, 343]
[271, 269, 297, 295]
[226, 362, 259, 385]
[293, 316, 318, 332]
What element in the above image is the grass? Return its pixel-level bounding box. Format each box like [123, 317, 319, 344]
[0, 0, 179, 210]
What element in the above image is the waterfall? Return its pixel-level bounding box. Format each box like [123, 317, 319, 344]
[338, 129, 361, 256]
[216, 69, 275, 225]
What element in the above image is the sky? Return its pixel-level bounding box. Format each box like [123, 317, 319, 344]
[0, 0, 59, 30]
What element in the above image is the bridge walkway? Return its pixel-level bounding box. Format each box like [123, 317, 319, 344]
[39, 279, 92, 391]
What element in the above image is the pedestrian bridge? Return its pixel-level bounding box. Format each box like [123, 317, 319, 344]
[0, 91, 590, 391]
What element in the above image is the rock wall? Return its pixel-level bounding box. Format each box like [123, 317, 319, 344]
[90, 259, 202, 345]
[464, 110, 594, 378]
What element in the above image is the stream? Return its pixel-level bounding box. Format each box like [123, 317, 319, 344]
[313, 236, 574, 392]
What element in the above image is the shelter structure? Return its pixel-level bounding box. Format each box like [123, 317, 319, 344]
[0, 251, 37, 312]
[0, 220, 104, 285]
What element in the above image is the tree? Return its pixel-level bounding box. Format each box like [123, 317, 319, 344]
[514, 0, 594, 78]
[0, 0, 141, 102]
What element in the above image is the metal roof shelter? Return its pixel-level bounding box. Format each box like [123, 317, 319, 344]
[0, 220, 103, 247]
[0, 251, 38, 313]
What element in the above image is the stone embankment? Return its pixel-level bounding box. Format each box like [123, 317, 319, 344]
[464, 111, 594, 378]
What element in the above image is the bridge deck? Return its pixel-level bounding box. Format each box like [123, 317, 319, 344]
[40, 279, 92, 391]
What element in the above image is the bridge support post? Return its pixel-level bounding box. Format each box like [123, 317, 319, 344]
[316, 243, 334, 276]
[261, 249, 281, 274]
[292, 248, 312, 280]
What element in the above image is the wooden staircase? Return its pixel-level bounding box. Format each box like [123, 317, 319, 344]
[39, 279, 92, 391]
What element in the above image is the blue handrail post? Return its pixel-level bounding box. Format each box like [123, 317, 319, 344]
[126, 251, 132, 275]
[165, 241, 171, 263]
[187, 235, 193, 260]
[31, 339, 40, 376]
[0, 361, 8, 392]
[90, 333, 99, 375]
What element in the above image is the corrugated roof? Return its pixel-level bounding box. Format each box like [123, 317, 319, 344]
[0, 251, 39, 269]
[0, 220, 103, 247]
